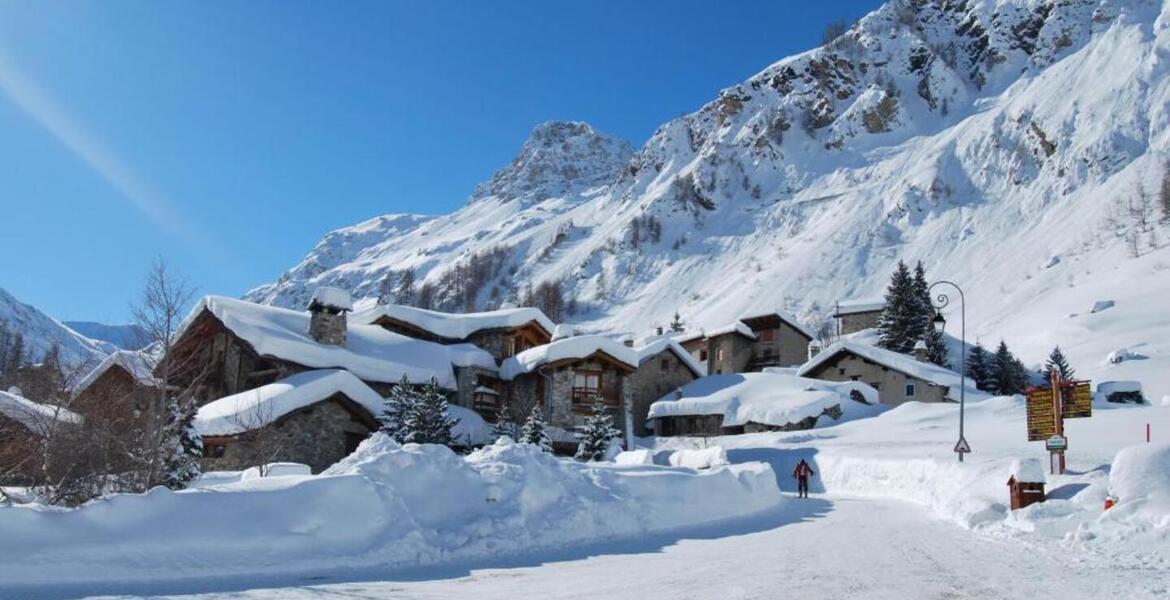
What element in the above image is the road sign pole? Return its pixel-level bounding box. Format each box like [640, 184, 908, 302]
[1051, 371, 1066, 475]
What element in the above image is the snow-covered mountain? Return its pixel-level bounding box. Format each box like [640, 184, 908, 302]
[62, 321, 149, 351]
[248, 0, 1170, 398]
[0, 288, 110, 368]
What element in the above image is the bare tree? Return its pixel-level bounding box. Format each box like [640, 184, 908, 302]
[228, 400, 284, 477]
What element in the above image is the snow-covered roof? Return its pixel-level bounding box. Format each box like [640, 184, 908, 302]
[705, 321, 758, 341]
[672, 330, 706, 344]
[352, 303, 555, 341]
[738, 309, 816, 340]
[647, 373, 879, 428]
[71, 350, 158, 397]
[499, 335, 639, 380]
[799, 341, 978, 401]
[633, 339, 705, 378]
[178, 296, 496, 389]
[834, 298, 885, 316]
[0, 389, 81, 431]
[195, 369, 494, 445]
[309, 287, 353, 312]
[196, 370, 383, 436]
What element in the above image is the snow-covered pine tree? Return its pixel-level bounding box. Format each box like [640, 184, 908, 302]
[395, 268, 416, 305]
[924, 326, 949, 368]
[403, 377, 457, 446]
[380, 374, 417, 441]
[575, 401, 619, 462]
[161, 396, 202, 489]
[1161, 164, 1170, 224]
[876, 261, 919, 353]
[669, 311, 686, 333]
[911, 261, 933, 338]
[519, 405, 552, 451]
[492, 399, 518, 441]
[1044, 346, 1075, 382]
[966, 343, 993, 391]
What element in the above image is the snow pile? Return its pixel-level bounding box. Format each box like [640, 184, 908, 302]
[240, 463, 311, 480]
[0, 435, 781, 588]
[1008, 458, 1046, 484]
[1094, 380, 1145, 404]
[352, 303, 555, 341]
[667, 447, 729, 470]
[614, 449, 655, 466]
[309, 286, 353, 311]
[1106, 443, 1170, 530]
[648, 373, 881, 429]
[178, 296, 497, 388]
[500, 335, 638, 380]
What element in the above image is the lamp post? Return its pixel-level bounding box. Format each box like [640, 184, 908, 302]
[929, 280, 970, 462]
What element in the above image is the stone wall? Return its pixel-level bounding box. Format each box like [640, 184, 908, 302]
[804, 353, 947, 405]
[653, 414, 724, 437]
[707, 333, 753, 374]
[200, 394, 375, 474]
[839, 311, 882, 335]
[746, 321, 812, 369]
[627, 349, 699, 436]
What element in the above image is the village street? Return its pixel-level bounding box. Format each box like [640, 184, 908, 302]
[84, 494, 1169, 600]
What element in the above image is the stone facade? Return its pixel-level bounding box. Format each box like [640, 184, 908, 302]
[652, 414, 724, 437]
[626, 348, 700, 436]
[802, 352, 947, 405]
[837, 310, 882, 336]
[506, 357, 633, 439]
[743, 320, 812, 369]
[706, 332, 754, 374]
[200, 393, 376, 474]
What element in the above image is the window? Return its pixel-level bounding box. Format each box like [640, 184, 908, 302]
[850, 375, 860, 382]
[572, 369, 607, 410]
[905, 383, 916, 398]
[761, 328, 775, 342]
[699, 349, 708, 361]
[838, 368, 846, 376]
[868, 382, 881, 391]
[202, 441, 226, 458]
[717, 347, 725, 361]
[660, 358, 670, 371]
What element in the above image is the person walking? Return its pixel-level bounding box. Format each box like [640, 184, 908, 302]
[793, 459, 815, 498]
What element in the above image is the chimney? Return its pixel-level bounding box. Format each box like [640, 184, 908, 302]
[656, 326, 664, 336]
[912, 339, 928, 362]
[308, 287, 352, 346]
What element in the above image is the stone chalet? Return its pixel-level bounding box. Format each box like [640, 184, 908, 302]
[798, 341, 978, 405]
[676, 310, 814, 374]
[833, 298, 885, 336]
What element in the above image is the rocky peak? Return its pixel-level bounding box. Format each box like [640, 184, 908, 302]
[470, 120, 634, 205]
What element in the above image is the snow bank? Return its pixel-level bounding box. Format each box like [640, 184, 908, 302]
[614, 449, 654, 466]
[240, 462, 311, 480]
[1106, 443, 1170, 529]
[0, 435, 781, 588]
[667, 447, 729, 470]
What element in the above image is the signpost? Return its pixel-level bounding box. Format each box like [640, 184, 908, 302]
[1026, 374, 1093, 475]
[954, 436, 971, 455]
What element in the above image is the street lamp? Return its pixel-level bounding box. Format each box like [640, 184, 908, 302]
[928, 280, 970, 463]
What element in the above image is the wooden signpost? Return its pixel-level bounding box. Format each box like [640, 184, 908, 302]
[1025, 375, 1092, 474]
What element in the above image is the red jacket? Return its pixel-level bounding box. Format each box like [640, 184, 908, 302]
[793, 462, 815, 479]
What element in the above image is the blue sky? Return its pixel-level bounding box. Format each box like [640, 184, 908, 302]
[0, 0, 881, 324]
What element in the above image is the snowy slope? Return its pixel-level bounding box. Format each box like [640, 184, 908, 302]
[0, 287, 109, 368]
[62, 321, 148, 351]
[248, 0, 1170, 400]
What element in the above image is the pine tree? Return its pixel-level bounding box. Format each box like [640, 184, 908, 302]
[669, 311, 686, 333]
[380, 374, 418, 441]
[1044, 346, 1075, 382]
[395, 269, 417, 305]
[402, 377, 457, 445]
[912, 261, 932, 338]
[923, 327, 949, 368]
[492, 399, 519, 442]
[991, 341, 1028, 395]
[161, 396, 202, 489]
[1161, 164, 1170, 224]
[519, 405, 552, 451]
[876, 261, 919, 353]
[966, 343, 993, 391]
[575, 401, 619, 462]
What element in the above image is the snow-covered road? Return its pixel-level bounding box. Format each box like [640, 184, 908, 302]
[87, 495, 1169, 600]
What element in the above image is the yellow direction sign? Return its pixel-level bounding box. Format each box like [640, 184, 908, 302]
[1026, 388, 1057, 441]
[1063, 381, 1092, 419]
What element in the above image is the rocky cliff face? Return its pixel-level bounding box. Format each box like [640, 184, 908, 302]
[247, 0, 1170, 395]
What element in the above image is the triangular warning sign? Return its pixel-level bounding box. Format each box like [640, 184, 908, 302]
[954, 437, 971, 454]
